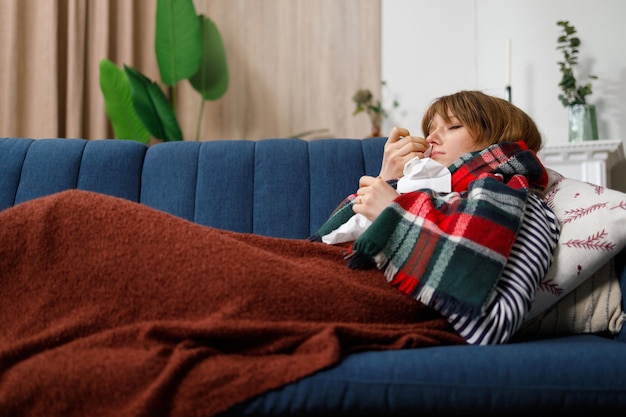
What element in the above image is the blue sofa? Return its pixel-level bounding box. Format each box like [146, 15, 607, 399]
[1, 136, 626, 416]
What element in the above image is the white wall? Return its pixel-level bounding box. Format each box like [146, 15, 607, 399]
[381, 0, 626, 149]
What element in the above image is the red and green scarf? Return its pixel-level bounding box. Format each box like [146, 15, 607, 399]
[312, 141, 549, 319]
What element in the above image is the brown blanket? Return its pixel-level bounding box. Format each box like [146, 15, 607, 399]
[0, 190, 464, 417]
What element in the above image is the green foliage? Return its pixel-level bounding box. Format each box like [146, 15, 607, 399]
[99, 0, 229, 143]
[556, 20, 597, 107]
[124, 65, 183, 142]
[352, 81, 399, 135]
[99, 59, 151, 144]
[155, 0, 202, 86]
[189, 15, 229, 100]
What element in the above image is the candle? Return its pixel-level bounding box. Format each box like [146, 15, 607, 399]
[506, 38, 511, 86]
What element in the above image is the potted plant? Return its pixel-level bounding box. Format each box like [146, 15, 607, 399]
[99, 0, 228, 144]
[352, 82, 399, 137]
[556, 20, 598, 142]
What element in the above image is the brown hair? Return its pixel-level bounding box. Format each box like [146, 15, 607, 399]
[421, 90, 543, 153]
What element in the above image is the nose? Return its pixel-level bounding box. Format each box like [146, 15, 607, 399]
[426, 129, 441, 145]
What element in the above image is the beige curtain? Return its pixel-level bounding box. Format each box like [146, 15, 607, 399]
[0, 0, 157, 140]
[189, 0, 382, 141]
[1, 0, 381, 141]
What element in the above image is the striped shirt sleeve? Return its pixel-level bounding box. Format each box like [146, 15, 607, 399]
[437, 192, 561, 345]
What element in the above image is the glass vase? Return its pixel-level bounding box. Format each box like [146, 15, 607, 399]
[568, 104, 598, 143]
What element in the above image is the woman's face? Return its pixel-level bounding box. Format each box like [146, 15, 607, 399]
[426, 113, 484, 167]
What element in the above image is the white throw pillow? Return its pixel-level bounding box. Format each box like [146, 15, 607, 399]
[526, 168, 626, 320]
[519, 260, 625, 337]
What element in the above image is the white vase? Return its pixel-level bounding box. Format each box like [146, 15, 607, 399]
[568, 104, 598, 142]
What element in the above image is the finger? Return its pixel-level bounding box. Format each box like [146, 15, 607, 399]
[373, 176, 393, 190]
[387, 127, 410, 144]
[400, 137, 429, 155]
[358, 175, 376, 188]
[403, 135, 428, 147]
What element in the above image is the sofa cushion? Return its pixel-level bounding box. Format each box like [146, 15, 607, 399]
[0, 138, 146, 211]
[0, 138, 32, 211]
[518, 260, 625, 337]
[230, 334, 626, 416]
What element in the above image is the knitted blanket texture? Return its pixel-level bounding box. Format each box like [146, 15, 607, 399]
[0, 190, 464, 417]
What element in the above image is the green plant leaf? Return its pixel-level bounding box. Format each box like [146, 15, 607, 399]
[188, 15, 229, 100]
[555, 20, 596, 107]
[155, 0, 202, 86]
[98, 59, 151, 144]
[124, 65, 183, 142]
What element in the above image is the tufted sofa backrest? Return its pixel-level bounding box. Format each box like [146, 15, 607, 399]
[0, 137, 385, 238]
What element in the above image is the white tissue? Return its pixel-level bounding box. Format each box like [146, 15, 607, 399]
[321, 213, 372, 244]
[396, 157, 451, 194]
[322, 149, 452, 245]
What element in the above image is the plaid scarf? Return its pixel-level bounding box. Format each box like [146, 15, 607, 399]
[312, 141, 549, 319]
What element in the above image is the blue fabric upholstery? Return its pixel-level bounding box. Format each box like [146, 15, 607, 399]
[0, 138, 146, 210]
[1, 136, 625, 416]
[15, 138, 86, 204]
[194, 140, 256, 233]
[77, 139, 146, 201]
[141, 141, 202, 222]
[0, 137, 387, 236]
[0, 137, 32, 209]
[232, 335, 626, 416]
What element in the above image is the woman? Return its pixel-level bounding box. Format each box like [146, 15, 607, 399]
[314, 90, 560, 345]
[0, 91, 559, 417]
[357, 89, 543, 220]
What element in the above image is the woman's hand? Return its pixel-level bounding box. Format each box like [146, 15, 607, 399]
[378, 127, 430, 181]
[352, 176, 399, 222]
